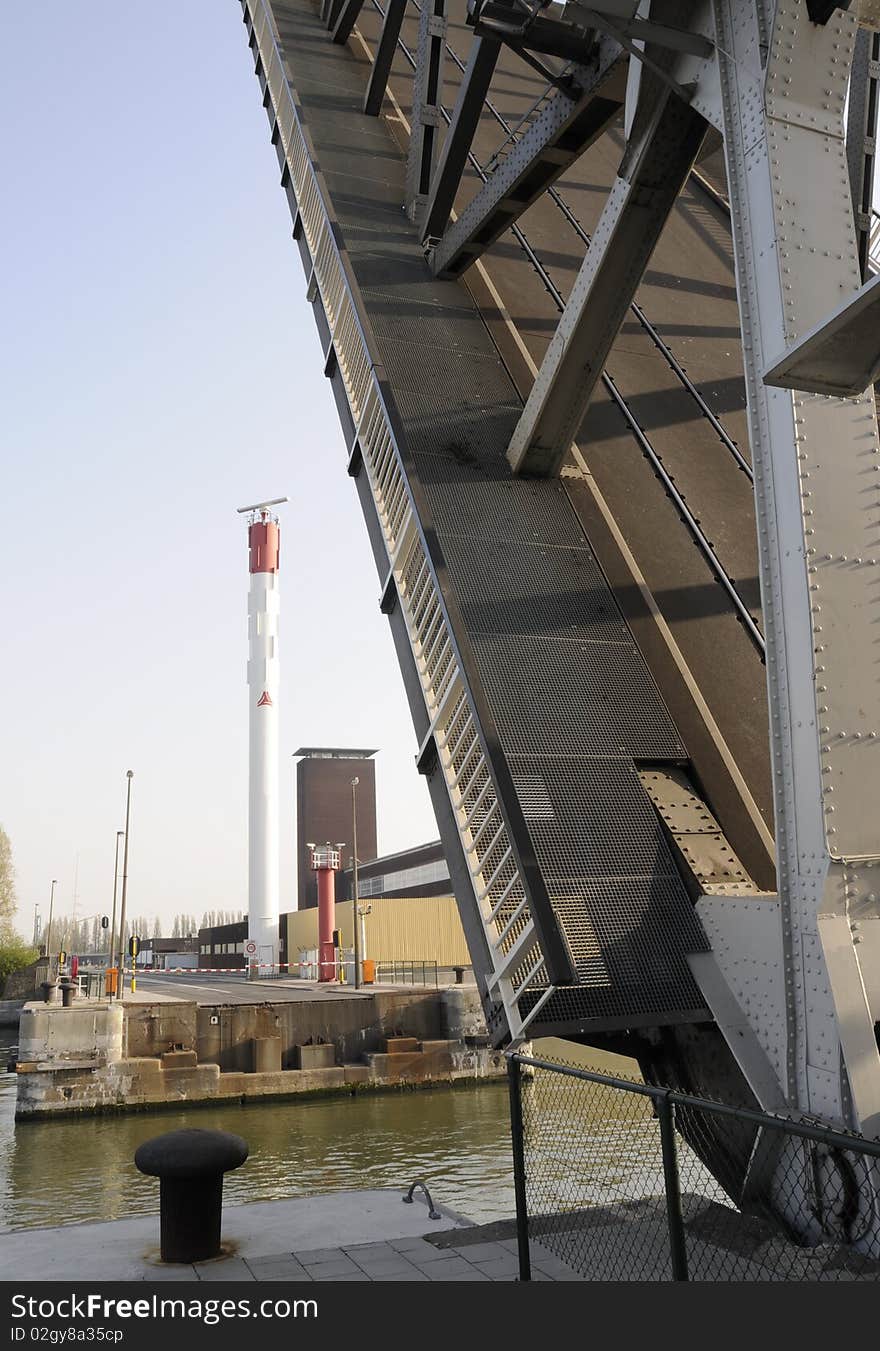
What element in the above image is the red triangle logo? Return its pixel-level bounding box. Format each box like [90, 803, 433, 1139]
[257, 691, 273, 707]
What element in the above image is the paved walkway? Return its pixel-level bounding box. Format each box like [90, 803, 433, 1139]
[168, 1235, 573, 1283]
[0, 1191, 575, 1283]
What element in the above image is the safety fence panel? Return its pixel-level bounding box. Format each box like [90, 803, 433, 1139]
[507, 1053, 880, 1282]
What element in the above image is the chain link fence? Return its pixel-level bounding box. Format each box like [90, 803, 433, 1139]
[508, 1052, 880, 1281]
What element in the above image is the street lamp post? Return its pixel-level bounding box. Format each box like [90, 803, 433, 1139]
[116, 771, 134, 998]
[45, 879, 58, 969]
[109, 830, 124, 996]
[351, 777, 360, 990]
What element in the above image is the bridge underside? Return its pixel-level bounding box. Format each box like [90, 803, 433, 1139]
[239, 0, 880, 1248]
[243, 0, 777, 1057]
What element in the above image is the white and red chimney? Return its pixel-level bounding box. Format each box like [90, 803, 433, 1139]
[237, 496, 288, 976]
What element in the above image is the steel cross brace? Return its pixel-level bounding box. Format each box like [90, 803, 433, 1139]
[713, 0, 880, 1142]
[429, 37, 625, 277]
[364, 0, 408, 115]
[507, 83, 707, 474]
[421, 31, 505, 244]
[332, 0, 366, 43]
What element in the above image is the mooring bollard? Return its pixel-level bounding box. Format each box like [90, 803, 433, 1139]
[134, 1128, 248, 1263]
[39, 981, 57, 1005]
[59, 979, 76, 1008]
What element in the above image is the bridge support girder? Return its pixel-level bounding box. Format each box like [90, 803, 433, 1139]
[713, 0, 880, 1143]
[507, 85, 707, 475]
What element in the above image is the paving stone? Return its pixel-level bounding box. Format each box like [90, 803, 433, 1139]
[195, 1258, 255, 1281]
[448, 1242, 512, 1263]
[314, 1273, 372, 1282]
[344, 1241, 396, 1258]
[368, 1268, 429, 1281]
[472, 1255, 522, 1278]
[390, 1238, 453, 1261]
[351, 1258, 421, 1278]
[418, 1257, 488, 1280]
[144, 1266, 196, 1281]
[531, 1261, 583, 1281]
[246, 1256, 311, 1281]
[303, 1257, 362, 1278]
[295, 1247, 348, 1264]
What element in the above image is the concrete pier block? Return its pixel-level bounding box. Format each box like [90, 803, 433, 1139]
[161, 1064, 221, 1100]
[295, 1043, 336, 1070]
[365, 1052, 428, 1081]
[252, 1037, 282, 1073]
[161, 1050, 198, 1069]
[383, 1037, 419, 1054]
[18, 1001, 125, 1066]
[441, 989, 487, 1041]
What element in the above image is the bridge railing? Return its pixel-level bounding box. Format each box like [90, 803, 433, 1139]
[507, 1052, 880, 1281]
[243, 0, 560, 1041]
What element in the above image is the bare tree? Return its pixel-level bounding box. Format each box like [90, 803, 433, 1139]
[0, 826, 16, 926]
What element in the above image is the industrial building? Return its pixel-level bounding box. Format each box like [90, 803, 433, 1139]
[286, 894, 469, 977]
[198, 918, 288, 971]
[294, 747, 378, 909]
[336, 840, 449, 902]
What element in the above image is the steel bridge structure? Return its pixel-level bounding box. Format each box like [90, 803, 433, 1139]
[239, 0, 880, 1246]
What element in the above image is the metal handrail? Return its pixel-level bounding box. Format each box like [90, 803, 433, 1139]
[510, 1051, 880, 1157]
[375, 959, 439, 987]
[402, 1179, 441, 1220]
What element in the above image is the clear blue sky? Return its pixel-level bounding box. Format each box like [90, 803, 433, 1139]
[0, 3, 435, 938]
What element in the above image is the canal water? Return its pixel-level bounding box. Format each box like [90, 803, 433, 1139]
[0, 1029, 654, 1233]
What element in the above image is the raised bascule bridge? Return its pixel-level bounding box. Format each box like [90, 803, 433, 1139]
[239, 0, 880, 1244]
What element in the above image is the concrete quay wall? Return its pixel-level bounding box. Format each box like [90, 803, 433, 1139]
[14, 989, 505, 1119]
[125, 988, 458, 1070]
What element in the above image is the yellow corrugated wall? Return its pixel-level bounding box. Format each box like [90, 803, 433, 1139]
[286, 895, 470, 966]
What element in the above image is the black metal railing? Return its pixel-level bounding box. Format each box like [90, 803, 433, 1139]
[375, 959, 439, 988]
[507, 1052, 880, 1282]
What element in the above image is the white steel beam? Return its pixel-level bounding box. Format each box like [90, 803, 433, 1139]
[507, 84, 707, 475]
[714, 0, 880, 1141]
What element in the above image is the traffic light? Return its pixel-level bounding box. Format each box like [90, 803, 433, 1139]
[128, 935, 139, 958]
[332, 929, 340, 949]
[101, 916, 109, 930]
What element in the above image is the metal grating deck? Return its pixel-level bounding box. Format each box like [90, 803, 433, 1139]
[251, 0, 711, 1038]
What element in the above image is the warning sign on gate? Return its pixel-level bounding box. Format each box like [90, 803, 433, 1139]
[245, 941, 257, 956]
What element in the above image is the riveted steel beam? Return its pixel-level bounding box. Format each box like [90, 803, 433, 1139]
[715, 0, 880, 1146]
[507, 88, 707, 476]
[421, 33, 505, 244]
[364, 0, 407, 115]
[429, 37, 625, 277]
[406, 0, 448, 223]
